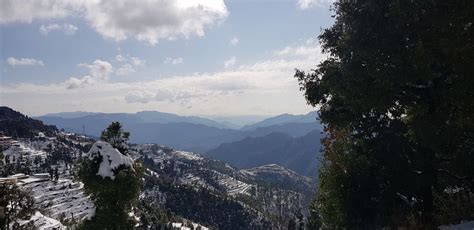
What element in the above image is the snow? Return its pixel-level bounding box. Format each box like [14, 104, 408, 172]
[439, 221, 474, 230]
[173, 150, 203, 161]
[18, 211, 65, 230]
[2, 142, 48, 164]
[87, 141, 134, 180]
[20, 177, 95, 223]
[242, 164, 300, 178]
[171, 222, 209, 230]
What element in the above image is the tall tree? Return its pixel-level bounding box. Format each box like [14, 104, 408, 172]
[296, 0, 474, 228]
[78, 122, 143, 230]
[100, 121, 130, 154]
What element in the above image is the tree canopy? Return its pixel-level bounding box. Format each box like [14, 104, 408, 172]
[78, 122, 143, 230]
[296, 0, 474, 228]
[0, 183, 35, 229]
[100, 121, 130, 154]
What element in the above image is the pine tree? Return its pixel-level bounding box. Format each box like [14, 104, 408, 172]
[296, 0, 474, 228]
[78, 122, 144, 230]
[100, 121, 130, 154]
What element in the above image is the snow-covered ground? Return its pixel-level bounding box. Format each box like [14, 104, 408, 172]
[439, 221, 474, 230]
[3, 142, 48, 164]
[171, 222, 209, 230]
[18, 211, 65, 230]
[215, 170, 252, 196]
[19, 176, 95, 225]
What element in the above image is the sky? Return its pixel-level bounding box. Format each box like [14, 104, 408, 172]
[0, 0, 334, 117]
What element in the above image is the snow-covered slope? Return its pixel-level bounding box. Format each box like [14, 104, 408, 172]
[18, 211, 65, 230]
[439, 221, 474, 230]
[132, 143, 315, 228]
[19, 176, 95, 224]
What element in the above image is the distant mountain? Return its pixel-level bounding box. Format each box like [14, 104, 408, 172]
[36, 116, 238, 150]
[206, 115, 271, 129]
[241, 111, 321, 131]
[0, 106, 57, 138]
[42, 111, 100, 119]
[37, 111, 321, 153]
[246, 122, 319, 138]
[207, 129, 323, 177]
[38, 110, 232, 129]
[240, 164, 315, 193]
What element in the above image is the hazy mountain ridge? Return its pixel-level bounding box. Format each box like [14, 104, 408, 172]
[207, 129, 323, 177]
[36, 111, 321, 153]
[39, 110, 233, 130]
[241, 111, 320, 131]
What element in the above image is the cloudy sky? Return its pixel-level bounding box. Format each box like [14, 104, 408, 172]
[0, 0, 333, 117]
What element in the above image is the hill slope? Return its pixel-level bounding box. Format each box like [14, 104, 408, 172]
[241, 111, 320, 131]
[207, 129, 323, 177]
[0, 106, 57, 138]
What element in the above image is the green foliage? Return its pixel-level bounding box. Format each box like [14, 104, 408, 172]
[100, 121, 130, 154]
[0, 183, 35, 229]
[0, 106, 57, 138]
[297, 0, 474, 228]
[78, 122, 143, 229]
[77, 158, 144, 229]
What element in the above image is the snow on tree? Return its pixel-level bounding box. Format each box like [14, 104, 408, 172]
[87, 141, 133, 180]
[77, 122, 143, 229]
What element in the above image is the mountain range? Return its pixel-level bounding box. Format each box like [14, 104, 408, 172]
[34, 109, 323, 177]
[36, 110, 320, 148]
[207, 130, 323, 176]
[0, 107, 316, 228]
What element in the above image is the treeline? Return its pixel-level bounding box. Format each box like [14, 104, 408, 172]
[0, 106, 57, 138]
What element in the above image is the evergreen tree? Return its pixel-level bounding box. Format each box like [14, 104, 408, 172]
[296, 0, 474, 228]
[78, 122, 143, 229]
[0, 183, 35, 229]
[100, 121, 130, 154]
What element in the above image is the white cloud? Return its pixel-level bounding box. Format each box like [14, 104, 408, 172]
[115, 56, 146, 76]
[66, 59, 113, 89]
[125, 91, 156, 103]
[116, 64, 136, 76]
[297, 0, 333, 9]
[115, 54, 126, 62]
[39, 23, 78, 36]
[130, 57, 145, 67]
[0, 0, 73, 24]
[276, 45, 321, 57]
[1, 0, 228, 45]
[230, 37, 239, 46]
[7, 57, 44, 67]
[224, 56, 236, 68]
[164, 57, 184, 65]
[1, 39, 326, 116]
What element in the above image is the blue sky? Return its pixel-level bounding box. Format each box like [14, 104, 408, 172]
[1, 0, 333, 117]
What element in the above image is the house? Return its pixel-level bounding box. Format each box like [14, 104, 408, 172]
[0, 134, 15, 150]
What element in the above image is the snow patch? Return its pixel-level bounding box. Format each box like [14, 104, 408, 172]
[18, 211, 65, 230]
[87, 141, 134, 180]
[439, 221, 474, 230]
